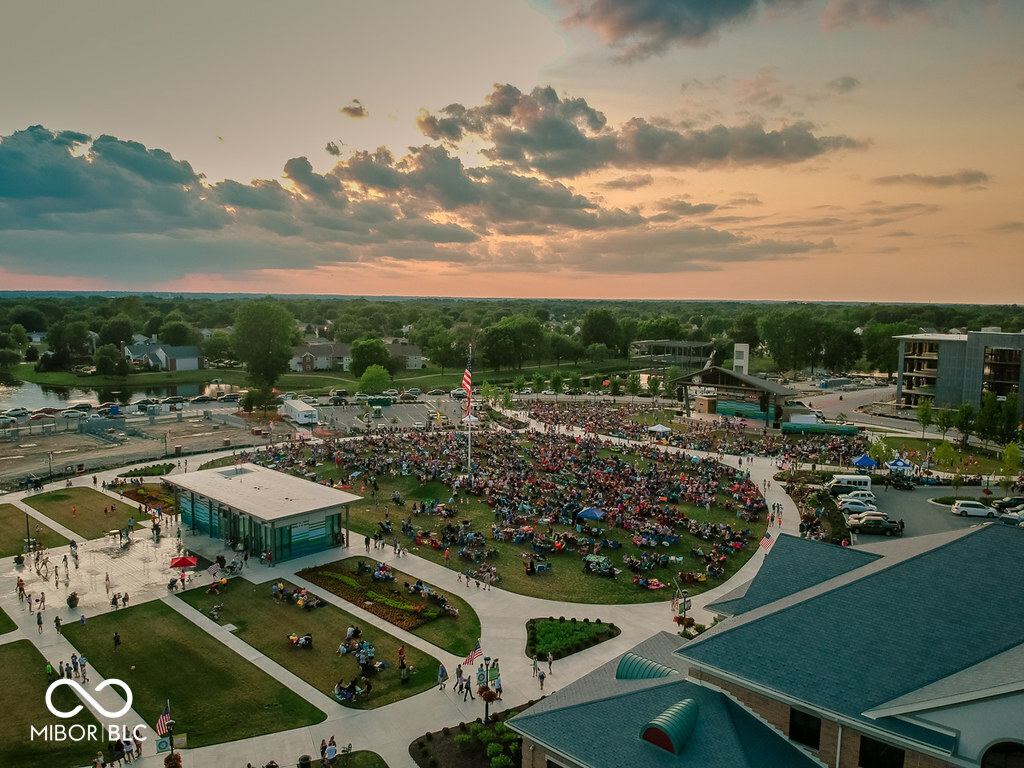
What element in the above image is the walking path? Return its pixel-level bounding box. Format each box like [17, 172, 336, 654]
[1, 418, 805, 768]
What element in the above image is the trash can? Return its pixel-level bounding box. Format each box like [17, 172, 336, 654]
[174, 445, 182, 456]
[222, 438, 231, 447]
[297, 755, 312, 768]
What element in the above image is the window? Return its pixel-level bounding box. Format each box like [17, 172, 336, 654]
[859, 735, 905, 768]
[982, 742, 1024, 768]
[789, 709, 821, 750]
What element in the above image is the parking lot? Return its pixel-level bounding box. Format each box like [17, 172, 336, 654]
[844, 483, 998, 543]
[315, 397, 474, 433]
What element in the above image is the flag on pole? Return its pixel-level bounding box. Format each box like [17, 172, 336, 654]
[156, 702, 171, 736]
[463, 639, 482, 666]
[462, 351, 472, 416]
[759, 531, 774, 551]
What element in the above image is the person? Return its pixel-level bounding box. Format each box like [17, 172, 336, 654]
[54, 615, 62, 635]
[113, 632, 121, 651]
[399, 656, 409, 684]
[437, 662, 447, 690]
[538, 669, 546, 691]
[37, 612, 43, 634]
[532, 655, 539, 677]
[320, 739, 328, 762]
[547, 651, 554, 674]
[397, 645, 405, 665]
[494, 673, 502, 700]
[325, 736, 337, 765]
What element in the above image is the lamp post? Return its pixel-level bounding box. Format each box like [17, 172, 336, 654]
[340, 743, 353, 767]
[679, 589, 690, 629]
[480, 656, 495, 723]
[166, 719, 176, 755]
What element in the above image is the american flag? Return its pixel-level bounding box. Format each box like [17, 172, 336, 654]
[759, 531, 774, 551]
[462, 352, 472, 416]
[462, 640, 482, 666]
[155, 702, 171, 736]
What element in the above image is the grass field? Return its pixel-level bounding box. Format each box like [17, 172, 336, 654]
[0, 605, 16, 634]
[257, 449, 761, 604]
[62, 601, 325, 746]
[177, 578, 440, 709]
[880, 436, 1008, 475]
[299, 556, 482, 656]
[0, 502, 67, 557]
[0, 640, 103, 768]
[23, 487, 137, 540]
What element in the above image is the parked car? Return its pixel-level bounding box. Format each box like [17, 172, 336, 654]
[60, 409, 86, 419]
[71, 402, 92, 412]
[383, 389, 400, 398]
[299, 395, 318, 405]
[992, 496, 1024, 512]
[997, 510, 1024, 526]
[838, 499, 878, 514]
[329, 389, 349, 398]
[4, 407, 28, 418]
[412, 421, 426, 429]
[354, 393, 368, 402]
[329, 396, 348, 406]
[427, 389, 446, 396]
[848, 517, 903, 536]
[518, 388, 533, 395]
[885, 474, 916, 491]
[950, 500, 995, 518]
[406, 388, 422, 396]
[838, 490, 877, 503]
[541, 389, 557, 396]
[846, 511, 889, 525]
[217, 393, 240, 402]
[586, 390, 603, 397]
[450, 389, 468, 399]
[190, 395, 214, 403]
[399, 393, 417, 402]
[161, 396, 185, 404]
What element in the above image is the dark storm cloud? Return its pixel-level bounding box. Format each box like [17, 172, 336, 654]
[417, 84, 865, 178]
[213, 179, 291, 211]
[340, 99, 369, 118]
[283, 156, 347, 204]
[557, 0, 807, 60]
[871, 169, 989, 188]
[601, 174, 654, 190]
[826, 75, 861, 93]
[325, 141, 343, 156]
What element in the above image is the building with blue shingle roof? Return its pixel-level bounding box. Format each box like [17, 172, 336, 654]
[510, 526, 1024, 768]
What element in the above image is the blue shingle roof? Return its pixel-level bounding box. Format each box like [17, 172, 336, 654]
[681, 525, 1024, 751]
[707, 534, 880, 617]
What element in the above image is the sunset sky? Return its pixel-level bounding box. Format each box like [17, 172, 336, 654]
[1, 0, 1021, 302]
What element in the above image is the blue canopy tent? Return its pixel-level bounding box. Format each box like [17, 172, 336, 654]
[852, 455, 877, 468]
[887, 457, 913, 475]
[577, 507, 605, 520]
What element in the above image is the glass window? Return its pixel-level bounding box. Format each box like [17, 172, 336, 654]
[789, 709, 821, 750]
[859, 735, 905, 768]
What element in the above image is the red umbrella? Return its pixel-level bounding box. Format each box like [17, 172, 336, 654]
[170, 556, 198, 569]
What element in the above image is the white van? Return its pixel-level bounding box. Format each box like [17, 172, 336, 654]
[827, 474, 872, 496]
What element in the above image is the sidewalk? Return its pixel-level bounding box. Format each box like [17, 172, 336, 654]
[2, 423, 800, 768]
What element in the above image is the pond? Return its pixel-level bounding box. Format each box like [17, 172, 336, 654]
[0, 374, 242, 411]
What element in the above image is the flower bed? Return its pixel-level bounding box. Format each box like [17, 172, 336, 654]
[301, 568, 433, 630]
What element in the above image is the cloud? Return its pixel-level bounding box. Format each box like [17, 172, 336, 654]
[417, 84, 865, 177]
[988, 221, 1024, 233]
[871, 169, 989, 188]
[557, 0, 806, 61]
[826, 75, 862, 93]
[601, 173, 654, 190]
[735, 68, 789, 110]
[340, 99, 369, 118]
[325, 141, 343, 156]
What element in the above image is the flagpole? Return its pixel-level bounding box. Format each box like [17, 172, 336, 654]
[466, 345, 472, 484]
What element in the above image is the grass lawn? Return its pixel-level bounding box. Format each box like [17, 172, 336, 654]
[0, 640, 103, 768]
[0, 502, 68, 557]
[177, 578, 440, 709]
[115, 483, 177, 515]
[299, 556, 482, 656]
[525, 617, 621, 660]
[23, 487, 138, 540]
[250, 448, 763, 605]
[62, 601, 325, 746]
[117, 463, 174, 478]
[880, 436, 1007, 475]
[0, 606, 16, 634]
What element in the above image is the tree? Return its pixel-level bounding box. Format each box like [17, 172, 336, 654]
[935, 408, 954, 441]
[951, 471, 965, 500]
[202, 331, 233, 361]
[581, 309, 621, 353]
[99, 314, 135, 348]
[934, 440, 957, 469]
[568, 371, 583, 395]
[1002, 443, 1021, 479]
[954, 403, 976, 449]
[647, 376, 661, 402]
[730, 312, 760, 350]
[94, 344, 129, 376]
[231, 301, 296, 390]
[24, 345, 39, 363]
[586, 343, 610, 363]
[869, 439, 889, 467]
[350, 338, 391, 378]
[626, 372, 641, 401]
[9, 305, 47, 331]
[916, 399, 933, 439]
[8, 324, 29, 349]
[998, 393, 1020, 446]
[549, 334, 583, 366]
[359, 365, 392, 394]
[0, 348, 20, 369]
[861, 322, 915, 380]
[820, 322, 862, 373]
[532, 372, 546, 392]
[549, 371, 564, 396]
[160, 320, 200, 347]
[608, 377, 623, 398]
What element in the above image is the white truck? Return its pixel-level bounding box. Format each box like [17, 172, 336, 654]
[280, 399, 318, 425]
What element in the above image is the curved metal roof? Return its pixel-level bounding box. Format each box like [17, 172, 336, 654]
[641, 698, 700, 755]
[616, 652, 677, 680]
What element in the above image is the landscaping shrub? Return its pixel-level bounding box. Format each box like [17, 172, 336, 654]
[525, 617, 621, 659]
[487, 742, 504, 758]
[490, 755, 515, 768]
[454, 734, 473, 749]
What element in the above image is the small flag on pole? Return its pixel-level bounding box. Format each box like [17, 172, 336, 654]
[463, 639, 482, 666]
[156, 702, 171, 736]
[462, 351, 472, 416]
[759, 531, 774, 551]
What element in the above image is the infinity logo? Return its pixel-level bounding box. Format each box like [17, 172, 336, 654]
[45, 679, 133, 719]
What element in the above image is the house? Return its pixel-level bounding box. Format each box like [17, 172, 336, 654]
[511, 527, 1024, 768]
[123, 344, 204, 371]
[288, 343, 350, 372]
[27, 331, 47, 344]
[382, 338, 423, 369]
